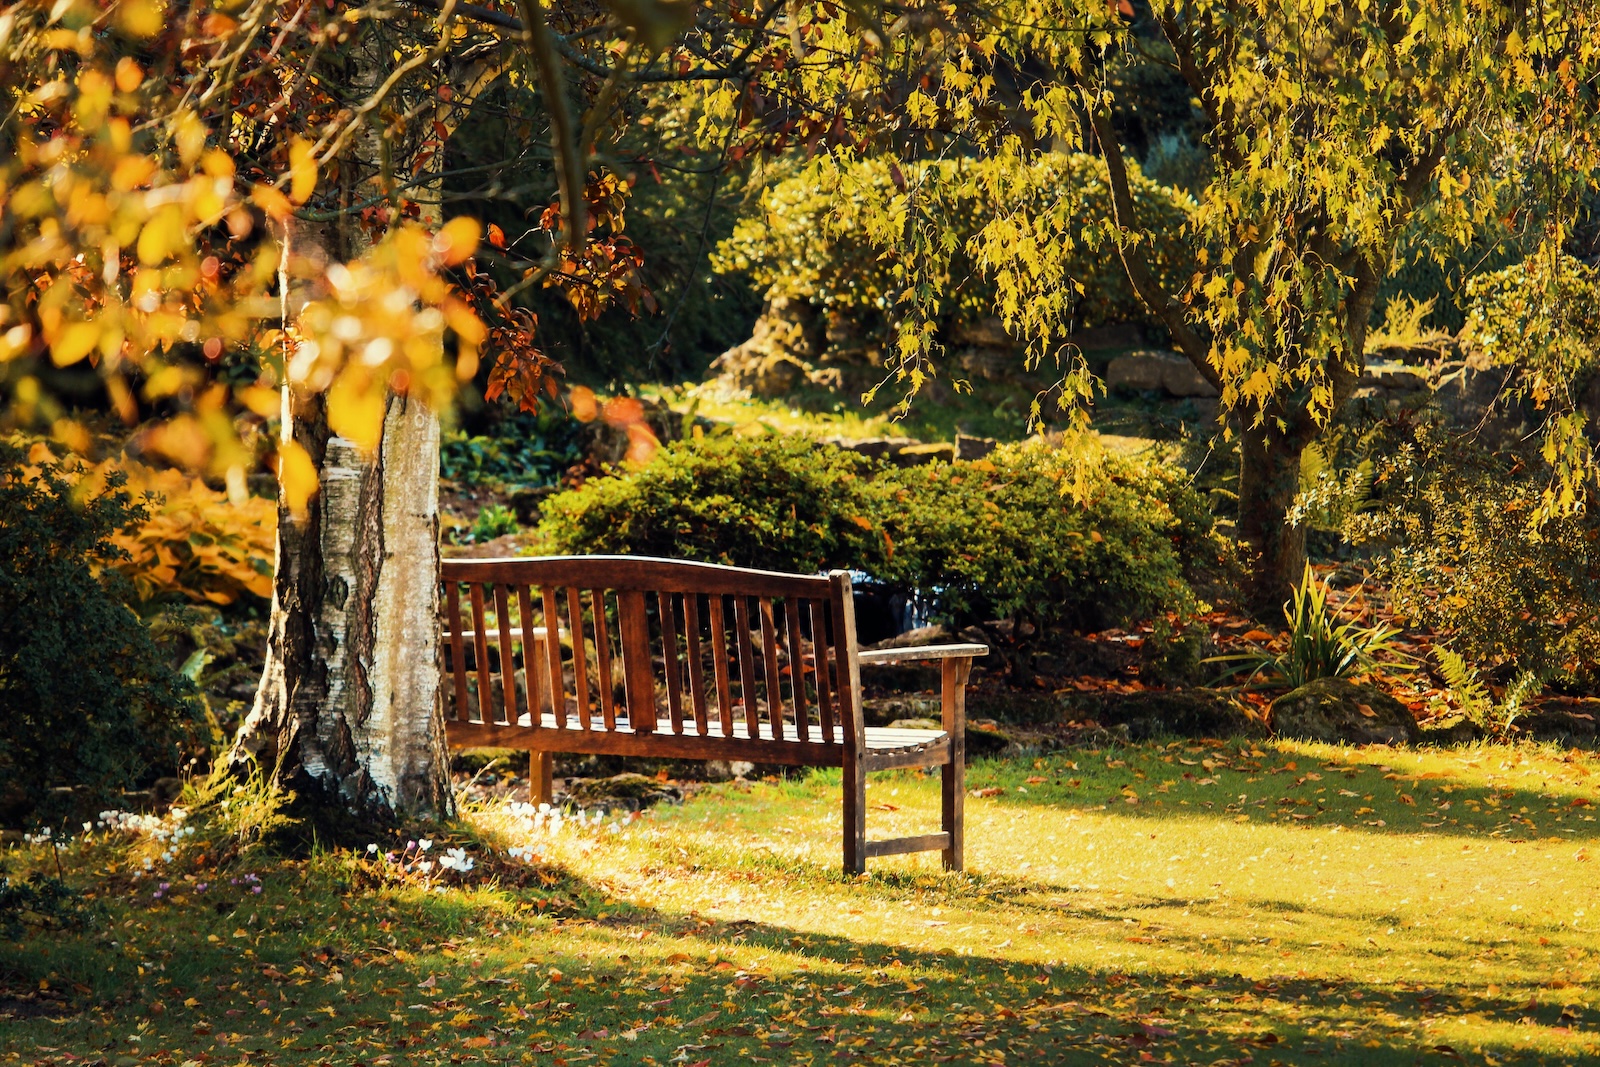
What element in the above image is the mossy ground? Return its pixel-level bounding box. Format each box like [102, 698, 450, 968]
[4, 740, 1598, 1065]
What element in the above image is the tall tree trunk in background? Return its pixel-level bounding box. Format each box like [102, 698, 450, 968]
[228, 39, 451, 829]
[1236, 419, 1312, 621]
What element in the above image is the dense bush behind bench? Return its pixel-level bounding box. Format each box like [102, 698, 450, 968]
[537, 435, 1225, 631]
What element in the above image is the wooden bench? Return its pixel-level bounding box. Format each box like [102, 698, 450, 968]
[439, 555, 986, 873]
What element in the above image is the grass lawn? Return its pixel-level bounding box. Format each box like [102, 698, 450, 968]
[4, 740, 1598, 1066]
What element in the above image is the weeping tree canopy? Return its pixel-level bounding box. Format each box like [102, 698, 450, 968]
[674, 0, 1600, 612]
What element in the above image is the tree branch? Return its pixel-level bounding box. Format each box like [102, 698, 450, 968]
[1085, 97, 1218, 387]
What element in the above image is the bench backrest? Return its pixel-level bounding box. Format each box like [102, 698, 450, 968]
[439, 555, 863, 750]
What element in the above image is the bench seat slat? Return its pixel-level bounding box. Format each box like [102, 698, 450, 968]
[444, 718, 950, 768]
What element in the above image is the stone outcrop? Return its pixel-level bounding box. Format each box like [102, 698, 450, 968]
[1270, 677, 1419, 745]
[1104, 351, 1219, 398]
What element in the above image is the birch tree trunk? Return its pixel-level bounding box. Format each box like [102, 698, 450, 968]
[228, 38, 453, 827]
[227, 217, 452, 826]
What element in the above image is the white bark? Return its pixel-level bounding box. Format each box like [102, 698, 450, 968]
[355, 394, 449, 809]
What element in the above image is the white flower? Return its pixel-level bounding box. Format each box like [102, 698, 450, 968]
[417, 839, 433, 852]
[440, 847, 474, 873]
[416, 860, 433, 874]
[366, 843, 379, 854]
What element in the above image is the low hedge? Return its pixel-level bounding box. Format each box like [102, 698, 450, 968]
[537, 435, 1223, 630]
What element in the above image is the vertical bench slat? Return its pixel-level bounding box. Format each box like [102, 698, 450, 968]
[830, 571, 867, 873]
[783, 597, 809, 741]
[517, 585, 543, 728]
[709, 595, 734, 736]
[758, 598, 785, 740]
[683, 593, 709, 736]
[659, 591, 685, 734]
[809, 598, 835, 744]
[566, 586, 592, 728]
[469, 583, 494, 726]
[733, 596, 760, 739]
[445, 581, 469, 723]
[542, 586, 569, 730]
[592, 589, 617, 730]
[618, 589, 656, 734]
[493, 583, 518, 726]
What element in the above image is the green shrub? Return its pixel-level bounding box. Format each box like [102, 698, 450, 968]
[537, 433, 886, 574]
[536, 435, 1223, 631]
[0, 440, 199, 825]
[1462, 252, 1600, 397]
[872, 442, 1221, 629]
[1347, 426, 1600, 686]
[713, 154, 1193, 332]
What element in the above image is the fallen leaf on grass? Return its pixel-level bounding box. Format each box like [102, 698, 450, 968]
[972, 787, 1004, 798]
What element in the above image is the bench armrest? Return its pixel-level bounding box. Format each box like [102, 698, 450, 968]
[856, 642, 989, 666]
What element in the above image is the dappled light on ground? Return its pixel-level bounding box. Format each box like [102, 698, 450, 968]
[3, 742, 1598, 1065]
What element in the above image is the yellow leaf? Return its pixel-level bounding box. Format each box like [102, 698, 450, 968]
[326, 374, 387, 454]
[433, 217, 480, 266]
[288, 138, 317, 205]
[237, 385, 282, 419]
[136, 205, 186, 265]
[253, 183, 294, 222]
[50, 322, 101, 367]
[277, 440, 319, 522]
[117, 0, 165, 37]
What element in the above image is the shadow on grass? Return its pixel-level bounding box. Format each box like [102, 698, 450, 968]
[4, 847, 1593, 1067]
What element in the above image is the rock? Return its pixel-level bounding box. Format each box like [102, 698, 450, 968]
[565, 772, 683, 811]
[824, 436, 915, 462]
[1418, 716, 1483, 746]
[1359, 361, 1429, 393]
[950, 316, 1012, 348]
[1515, 704, 1600, 746]
[1269, 678, 1419, 745]
[1070, 688, 1263, 741]
[891, 442, 955, 466]
[861, 696, 942, 726]
[703, 760, 758, 781]
[751, 354, 808, 397]
[1104, 351, 1171, 393]
[955, 433, 999, 460]
[954, 347, 1016, 379]
[708, 297, 824, 395]
[1162, 358, 1218, 398]
[1104, 351, 1218, 397]
[1067, 323, 1146, 351]
[864, 623, 954, 651]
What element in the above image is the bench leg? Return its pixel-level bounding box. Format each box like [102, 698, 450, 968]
[843, 750, 867, 875]
[941, 658, 970, 872]
[531, 750, 554, 806]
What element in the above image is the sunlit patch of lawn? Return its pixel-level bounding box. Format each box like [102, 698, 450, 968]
[4, 741, 1598, 1065]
